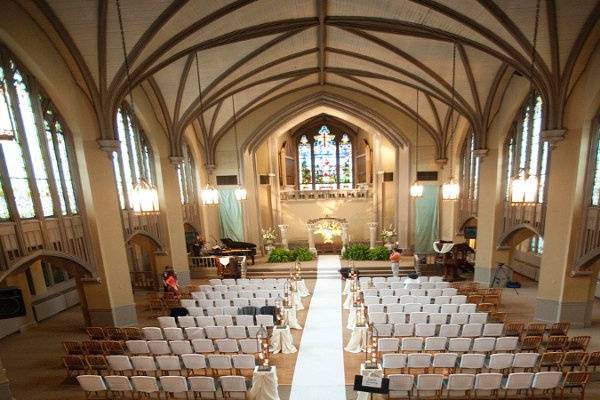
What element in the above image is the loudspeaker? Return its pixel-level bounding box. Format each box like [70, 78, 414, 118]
[0, 287, 26, 319]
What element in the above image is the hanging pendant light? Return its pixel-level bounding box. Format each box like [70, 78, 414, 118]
[410, 89, 424, 198]
[201, 184, 219, 205]
[116, 0, 159, 214]
[442, 42, 460, 201]
[231, 95, 247, 201]
[510, 0, 541, 205]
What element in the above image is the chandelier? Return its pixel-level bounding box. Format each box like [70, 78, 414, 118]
[410, 88, 423, 198]
[442, 42, 460, 201]
[231, 95, 247, 201]
[201, 184, 219, 205]
[234, 186, 247, 201]
[510, 0, 541, 205]
[131, 178, 159, 213]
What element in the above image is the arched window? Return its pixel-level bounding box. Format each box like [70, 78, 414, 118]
[503, 94, 548, 203]
[297, 125, 353, 190]
[459, 130, 480, 204]
[0, 47, 79, 220]
[112, 106, 156, 210]
[589, 116, 600, 206]
[177, 141, 197, 204]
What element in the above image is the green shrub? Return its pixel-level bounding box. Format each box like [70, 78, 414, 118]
[342, 244, 371, 260]
[291, 247, 313, 262]
[267, 247, 313, 263]
[268, 248, 292, 263]
[369, 246, 390, 261]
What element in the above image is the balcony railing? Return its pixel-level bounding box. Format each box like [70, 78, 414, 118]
[182, 203, 202, 230]
[500, 201, 546, 242]
[574, 205, 600, 274]
[457, 197, 478, 229]
[280, 186, 373, 201]
[122, 210, 163, 243]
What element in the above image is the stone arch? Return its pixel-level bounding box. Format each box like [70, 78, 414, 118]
[458, 216, 478, 234]
[125, 231, 165, 251]
[497, 224, 541, 249]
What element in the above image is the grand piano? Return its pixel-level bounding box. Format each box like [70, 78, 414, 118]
[207, 238, 257, 265]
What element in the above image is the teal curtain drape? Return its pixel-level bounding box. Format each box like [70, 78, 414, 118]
[218, 188, 243, 241]
[415, 185, 439, 253]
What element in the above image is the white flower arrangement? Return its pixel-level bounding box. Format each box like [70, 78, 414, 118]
[261, 227, 278, 243]
[381, 225, 397, 243]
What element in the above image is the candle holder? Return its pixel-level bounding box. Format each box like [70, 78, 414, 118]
[355, 301, 367, 327]
[275, 297, 287, 329]
[257, 326, 272, 371]
[364, 323, 379, 369]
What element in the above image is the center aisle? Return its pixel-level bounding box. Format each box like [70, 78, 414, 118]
[289, 255, 346, 400]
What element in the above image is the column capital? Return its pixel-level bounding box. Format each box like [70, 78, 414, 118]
[367, 222, 379, 229]
[205, 164, 216, 174]
[278, 224, 289, 230]
[97, 139, 120, 158]
[169, 156, 184, 166]
[473, 148, 489, 159]
[306, 223, 315, 231]
[542, 129, 566, 148]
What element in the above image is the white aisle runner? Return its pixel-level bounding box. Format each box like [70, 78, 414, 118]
[289, 255, 346, 400]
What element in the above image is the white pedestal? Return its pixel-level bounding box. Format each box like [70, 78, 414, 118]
[283, 307, 302, 330]
[343, 280, 353, 296]
[292, 291, 304, 311]
[270, 326, 297, 354]
[343, 292, 355, 309]
[249, 366, 280, 400]
[345, 326, 368, 353]
[356, 363, 384, 400]
[297, 280, 310, 297]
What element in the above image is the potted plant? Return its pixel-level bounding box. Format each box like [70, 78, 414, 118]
[381, 225, 397, 250]
[261, 227, 278, 255]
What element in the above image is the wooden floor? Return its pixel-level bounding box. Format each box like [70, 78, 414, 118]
[1, 274, 600, 399]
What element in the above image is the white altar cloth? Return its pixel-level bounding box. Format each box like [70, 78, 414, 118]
[270, 326, 297, 354]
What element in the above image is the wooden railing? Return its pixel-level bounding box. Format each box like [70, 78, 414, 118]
[188, 255, 247, 278]
[122, 210, 163, 243]
[458, 197, 478, 230]
[0, 215, 91, 273]
[574, 206, 600, 274]
[182, 203, 202, 230]
[500, 202, 546, 242]
[280, 186, 372, 201]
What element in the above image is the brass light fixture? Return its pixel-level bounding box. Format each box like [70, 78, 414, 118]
[442, 42, 460, 201]
[410, 88, 424, 198]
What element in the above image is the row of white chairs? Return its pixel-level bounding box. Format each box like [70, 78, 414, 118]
[191, 290, 285, 300]
[367, 311, 487, 325]
[78, 374, 248, 398]
[384, 372, 565, 398]
[198, 283, 285, 292]
[364, 294, 467, 306]
[382, 351, 540, 371]
[366, 302, 476, 314]
[185, 298, 281, 310]
[158, 315, 274, 330]
[362, 288, 458, 298]
[101, 353, 256, 375]
[370, 322, 504, 338]
[378, 336, 521, 354]
[359, 276, 445, 283]
[126, 338, 260, 355]
[209, 277, 288, 286]
[147, 325, 270, 342]
[183, 305, 275, 317]
[359, 282, 451, 290]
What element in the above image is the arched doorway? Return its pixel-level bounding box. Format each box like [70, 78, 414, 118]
[459, 217, 478, 250]
[184, 222, 202, 256]
[496, 225, 542, 286]
[126, 232, 163, 292]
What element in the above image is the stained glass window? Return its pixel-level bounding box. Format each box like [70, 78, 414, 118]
[113, 106, 156, 210]
[297, 125, 354, 190]
[459, 130, 480, 201]
[298, 135, 312, 190]
[177, 141, 197, 205]
[0, 48, 80, 221]
[504, 94, 547, 204]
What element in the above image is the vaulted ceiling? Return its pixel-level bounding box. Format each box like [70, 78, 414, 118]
[28, 0, 600, 158]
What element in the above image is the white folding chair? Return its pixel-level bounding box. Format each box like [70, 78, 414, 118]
[474, 373, 503, 398]
[388, 312, 407, 324]
[387, 304, 404, 313]
[421, 282, 435, 290]
[188, 376, 217, 397]
[459, 353, 486, 372]
[374, 323, 393, 337]
[468, 312, 487, 324]
[181, 354, 207, 374]
[393, 323, 415, 337]
[215, 315, 234, 326]
[450, 313, 469, 325]
[205, 326, 227, 339]
[399, 295, 415, 304]
[422, 304, 440, 314]
[383, 353, 407, 372]
[250, 298, 266, 307]
[206, 307, 224, 316]
[247, 326, 261, 338]
[531, 371, 562, 397]
[511, 352, 539, 371]
[439, 324, 461, 338]
[445, 373, 475, 398]
[191, 292, 206, 300]
[142, 327, 164, 341]
[472, 338, 496, 355]
[448, 338, 472, 354]
[415, 323, 436, 337]
[364, 296, 380, 305]
[411, 289, 427, 296]
[429, 276, 443, 283]
[451, 295, 467, 305]
[164, 327, 185, 341]
[459, 303, 477, 314]
[427, 289, 442, 297]
[235, 315, 255, 326]
[428, 313, 448, 325]
[198, 299, 214, 308]
[424, 337, 447, 352]
[415, 296, 431, 305]
[369, 312, 387, 324]
[432, 353, 459, 372]
[170, 340, 193, 355]
[378, 338, 400, 353]
[233, 298, 250, 307]
[435, 282, 450, 289]
[191, 338, 215, 353]
[181, 299, 197, 309]
[461, 323, 483, 338]
[223, 306, 239, 315]
[126, 340, 150, 355]
[404, 303, 422, 314]
[387, 374, 414, 398]
[209, 279, 222, 286]
[77, 375, 107, 398]
[442, 288, 458, 296]
[401, 337, 424, 352]
[187, 307, 204, 317]
[227, 325, 247, 339]
[156, 355, 182, 375]
[394, 288, 410, 297]
[158, 316, 177, 329]
[131, 376, 160, 397]
[185, 327, 206, 340]
[487, 353, 514, 371]
[104, 375, 133, 395]
[495, 336, 519, 352]
[415, 373, 444, 397]
[160, 375, 189, 395]
[220, 375, 248, 398]
[256, 314, 274, 327]
[216, 338, 239, 353]
[239, 338, 260, 354]
[368, 304, 385, 313]
[208, 355, 233, 374]
[502, 372, 534, 397]
[434, 295, 451, 305]
[440, 304, 458, 314]
[148, 340, 171, 355]
[106, 355, 133, 375]
[131, 356, 158, 376]
[483, 323, 504, 337]
[232, 354, 256, 374]
[382, 296, 399, 305]
[407, 353, 432, 373]
[196, 316, 215, 327]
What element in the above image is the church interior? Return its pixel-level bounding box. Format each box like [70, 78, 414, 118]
[0, 0, 600, 399]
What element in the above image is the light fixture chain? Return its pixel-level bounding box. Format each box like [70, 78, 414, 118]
[115, 0, 135, 116]
[195, 53, 204, 113]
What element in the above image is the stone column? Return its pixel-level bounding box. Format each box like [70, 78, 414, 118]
[278, 224, 289, 249]
[0, 356, 12, 400]
[341, 222, 349, 253]
[368, 222, 378, 249]
[306, 223, 316, 255]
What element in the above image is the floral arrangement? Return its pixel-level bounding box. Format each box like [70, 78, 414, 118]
[261, 227, 278, 243]
[314, 220, 342, 243]
[381, 225, 397, 243]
